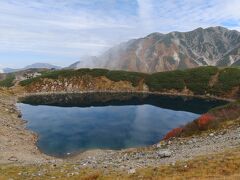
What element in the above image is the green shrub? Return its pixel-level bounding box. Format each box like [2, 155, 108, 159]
[184, 66, 218, 94]
[106, 71, 146, 86]
[145, 70, 186, 91]
[211, 68, 240, 95]
[145, 66, 219, 94]
[0, 74, 15, 87]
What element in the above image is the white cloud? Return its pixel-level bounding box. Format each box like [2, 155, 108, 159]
[0, 0, 240, 67]
[135, 0, 240, 33]
[0, 0, 135, 58]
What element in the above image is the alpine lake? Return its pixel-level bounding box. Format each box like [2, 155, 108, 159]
[17, 92, 228, 157]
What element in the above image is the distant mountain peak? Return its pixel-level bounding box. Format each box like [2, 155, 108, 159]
[69, 26, 240, 72]
[3, 63, 61, 73]
[25, 63, 61, 69]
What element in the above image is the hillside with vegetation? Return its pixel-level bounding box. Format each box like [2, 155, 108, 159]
[0, 74, 15, 88]
[19, 66, 240, 99]
[0, 66, 239, 180]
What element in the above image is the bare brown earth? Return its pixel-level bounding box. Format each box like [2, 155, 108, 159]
[0, 84, 240, 179]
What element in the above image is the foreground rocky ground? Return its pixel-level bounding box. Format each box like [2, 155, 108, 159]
[70, 123, 240, 171]
[0, 87, 240, 179]
[1, 147, 240, 179]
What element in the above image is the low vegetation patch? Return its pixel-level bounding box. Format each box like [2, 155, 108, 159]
[163, 127, 183, 140]
[19, 68, 146, 87]
[0, 74, 15, 88]
[164, 101, 240, 139]
[19, 66, 239, 98]
[184, 66, 219, 94]
[145, 70, 186, 91]
[145, 66, 219, 94]
[211, 68, 240, 95]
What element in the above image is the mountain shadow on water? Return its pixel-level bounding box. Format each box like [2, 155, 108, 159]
[20, 92, 228, 114]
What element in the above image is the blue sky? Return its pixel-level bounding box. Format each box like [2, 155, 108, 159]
[0, 0, 240, 69]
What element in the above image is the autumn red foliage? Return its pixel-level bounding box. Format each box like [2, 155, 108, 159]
[163, 127, 183, 140]
[197, 113, 216, 129]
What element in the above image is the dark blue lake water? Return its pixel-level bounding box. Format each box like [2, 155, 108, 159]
[17, 93, 227, 157]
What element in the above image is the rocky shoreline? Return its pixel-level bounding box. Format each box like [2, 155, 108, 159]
[68, 124, 240, 172]
[0, 89, 59, 165]
[19, 90, 236, 103]
[0, 88, 240, 175]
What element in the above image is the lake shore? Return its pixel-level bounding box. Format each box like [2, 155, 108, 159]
[0, 88, 58, 165]
[0, 88, 240, 179]
[18, 90, 236, 103]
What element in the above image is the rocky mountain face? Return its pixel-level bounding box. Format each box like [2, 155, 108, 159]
[70, 26, 240, 73]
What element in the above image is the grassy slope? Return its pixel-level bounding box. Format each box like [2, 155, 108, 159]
[19, 66, 240, 97]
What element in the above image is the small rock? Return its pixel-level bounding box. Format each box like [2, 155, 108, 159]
[158, 150, 172, 158]
[17, 113, 22, 118]
[128, 168, 136, 174]
[51, 164, 57, 168]
[192, 138, 197, 143]
[8, 156, 18, 162]
[209, 133, 214, 137]
[157, 141, 166, 148]
[221, 130, 227, 135]
[67, 173, 74, 177]
[156, 143, 161, 148]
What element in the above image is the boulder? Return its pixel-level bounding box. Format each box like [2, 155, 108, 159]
[158, 150, 172, 158]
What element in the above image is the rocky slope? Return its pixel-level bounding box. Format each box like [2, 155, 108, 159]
[22, 76, 147, 93]
[70, 26, 240, 73]
[0, 88, 56, 164]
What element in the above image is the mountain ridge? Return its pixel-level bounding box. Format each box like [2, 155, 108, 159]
[3, 63, 61, 73]
[70, 26, 240, 72]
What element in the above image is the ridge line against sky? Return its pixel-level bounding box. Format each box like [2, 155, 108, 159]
[0, 0, 240, 69]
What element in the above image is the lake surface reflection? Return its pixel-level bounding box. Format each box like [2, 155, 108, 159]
[18, 93, 227, 157]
